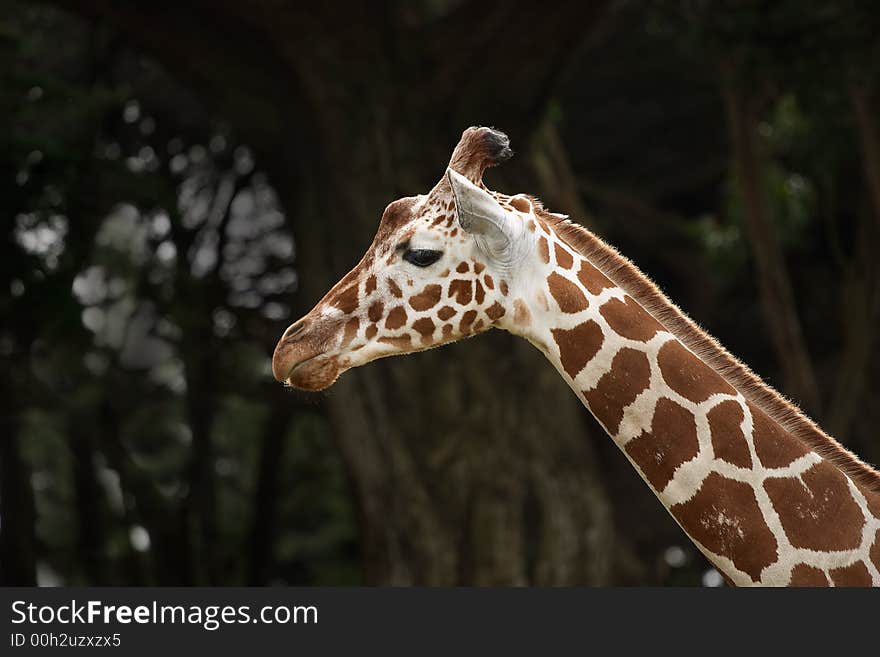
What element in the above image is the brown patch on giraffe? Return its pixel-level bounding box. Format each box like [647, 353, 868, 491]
[448, 279, 473, 305]
[456, 262, 469, 273]
[707, 400, 752, 469]
[583, 348, 651, 435]
[410, 284, 442, 311]
[364, 275, 377, 295]
[513, 299, 531, 326]
[387, 278, 403, 298]
[385, 306, 407, 330]
[412, 317, 435, 343]
[331, 284, 359, 313]
[484, 274, 494, 290]
[485, 302, 505, 322]
[869, 529, 880, 573]
[671, 472, 778, 582]
[538, 236, 550, 264]
[439, 268, 450, 278]
[657, 340, 736, 403]
[474, 319, 485, 331]
[551, 320, 604, 379]
[527, 220, 536, 232]
[365, 324, 378, 340]
[547, 272, 588, 313]
[764, 460, 864, 551]
[367, 301, 384, 323]
[599, 296, 664, 342]
[450, 228, 458, 237]
[379, 335, 411, 349]
[442, 324, 453, 338]
[459, 310, 477, 333]
[500, 280, 509, 296]
[437, 306, 456, 321]
[475, 280, 485, 304]
[829, 561, 873, 587]
[789, 564, 829, 586]
[554, 243, 574, 269]
[861, 486, 880, 519]
[576, 260, 613, 295]
[342, 317, 359, 346]
[511, 196, 530, 213]
[625, 397, 699, 490]
[749, 403, 810, 468]
[474, 262, 485, 274]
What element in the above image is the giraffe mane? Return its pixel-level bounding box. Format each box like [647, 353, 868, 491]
[538, 207, 880, 494]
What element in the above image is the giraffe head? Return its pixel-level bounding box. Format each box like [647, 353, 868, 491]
[272, 127, 545, 390]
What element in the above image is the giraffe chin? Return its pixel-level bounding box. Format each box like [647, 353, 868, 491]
[285, 356, 344, 392]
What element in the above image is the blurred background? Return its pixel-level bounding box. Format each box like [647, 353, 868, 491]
[2, 0, 879, 587]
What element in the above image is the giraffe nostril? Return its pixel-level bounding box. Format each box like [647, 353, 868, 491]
[282, 319, 307, 341]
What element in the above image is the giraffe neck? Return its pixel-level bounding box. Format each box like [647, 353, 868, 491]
[506, 224, 880, 586]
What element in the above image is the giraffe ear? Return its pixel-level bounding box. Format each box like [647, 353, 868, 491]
[446, 168, 512, 259]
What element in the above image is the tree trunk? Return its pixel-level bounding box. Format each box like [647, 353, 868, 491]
[0, 410, 37, 585]
[721, 76, 820, 413]
[181, 350, 220, 585]
[247, 390, 296, 585]
[68, 411, 110, 584]
[826, 84, 880, 439]
[850, 84, 880, 227]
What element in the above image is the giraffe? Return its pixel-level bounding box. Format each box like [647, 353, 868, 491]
[272, 127, 880, 586]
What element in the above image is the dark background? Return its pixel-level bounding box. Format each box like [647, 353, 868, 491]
[1, 0, 879, 587]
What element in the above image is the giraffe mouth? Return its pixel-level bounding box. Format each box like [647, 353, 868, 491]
[273, 342, 344, 391]
[278, 357, 309, 383]
[285, 356, 343, 391]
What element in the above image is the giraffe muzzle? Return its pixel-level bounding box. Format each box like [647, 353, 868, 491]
[272, 315, 344, 390]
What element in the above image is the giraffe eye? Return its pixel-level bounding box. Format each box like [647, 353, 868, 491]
[403, 249, 443, 267]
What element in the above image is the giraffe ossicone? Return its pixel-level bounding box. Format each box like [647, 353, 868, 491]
[272, 126, 880, 587]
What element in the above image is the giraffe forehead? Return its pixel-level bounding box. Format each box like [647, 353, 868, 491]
[372, 195, 451, 250]
[374, 188, 540, 254]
